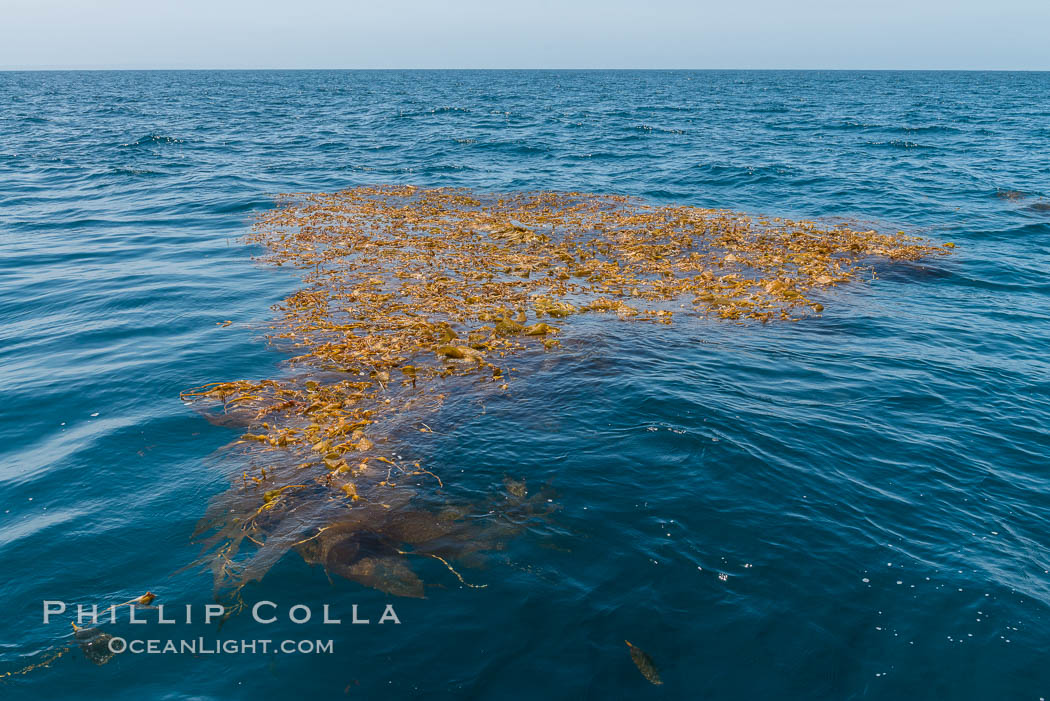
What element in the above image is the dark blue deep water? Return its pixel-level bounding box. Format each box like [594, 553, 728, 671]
[1, 71, 1049, 700]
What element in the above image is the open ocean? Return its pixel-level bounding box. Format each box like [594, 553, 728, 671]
[1, 70, 1049, 699]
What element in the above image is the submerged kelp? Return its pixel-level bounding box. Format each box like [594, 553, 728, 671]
[625, 640, 663, 685]
[182, 186, 951, 600]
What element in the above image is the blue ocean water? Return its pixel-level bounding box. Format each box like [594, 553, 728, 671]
[1, 70, 1049, 699]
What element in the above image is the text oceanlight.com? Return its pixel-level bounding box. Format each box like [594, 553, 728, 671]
[109, 638, 335, 655]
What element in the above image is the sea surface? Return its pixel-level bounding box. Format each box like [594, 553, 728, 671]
[1, 70, 1048, 700]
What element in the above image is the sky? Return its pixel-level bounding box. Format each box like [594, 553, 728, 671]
[1, 0, 1048, 70]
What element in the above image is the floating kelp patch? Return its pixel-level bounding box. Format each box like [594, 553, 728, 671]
[181, 186, 950, 601]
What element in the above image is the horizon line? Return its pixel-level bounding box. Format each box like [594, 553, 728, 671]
[2, 67, 1049, 73]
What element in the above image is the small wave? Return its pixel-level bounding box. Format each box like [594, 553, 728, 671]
[837, 120, 959, 135]
[395, 106, 470, 119]
[864, 140, 931, 150]
[748, 103, 791, 114]
[839, 120, 883, 130]
[896, 124, 960, 134]
[633, 124, 686, 135]
[694, 162, 797, 183]
[479, 141, 549, 155]
[316, 141, 349, 152]
[119, 134, 184, 148]
[109, 166, 162, 177]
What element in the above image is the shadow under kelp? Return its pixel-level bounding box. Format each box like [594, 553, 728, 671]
[187, 416, 557, 604]
[295, 484, 548, 598]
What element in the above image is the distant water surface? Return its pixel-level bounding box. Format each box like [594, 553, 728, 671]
[0, 70, 1049, 699]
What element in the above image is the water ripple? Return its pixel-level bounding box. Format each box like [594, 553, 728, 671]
[0, 69, 1048, 700]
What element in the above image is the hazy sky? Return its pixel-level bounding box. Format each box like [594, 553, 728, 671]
[1, 0, 1047, 70]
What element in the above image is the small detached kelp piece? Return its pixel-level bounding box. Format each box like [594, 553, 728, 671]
[180, 186, 950, 600]
[0, 648, 70, 681]
[0, 592, 158, 681]
[625, 640, 663, 685]
[73, 625, 115, 666]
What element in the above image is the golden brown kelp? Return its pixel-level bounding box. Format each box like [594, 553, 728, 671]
[625, 640, 663, 685]
[182, 186, 951, 600]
